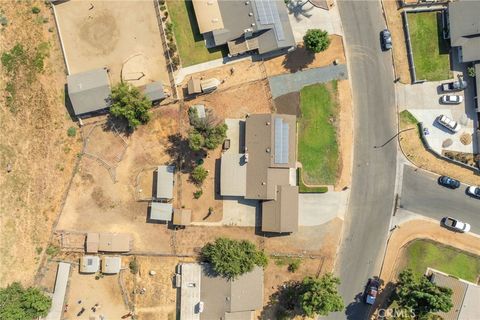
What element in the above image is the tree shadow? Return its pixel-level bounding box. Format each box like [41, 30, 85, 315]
[280, 45, 316, 73]
[259, 281, 304, 320]
[287, 0, 315, 22]
[165, 133, 206, 175]
[102, 115, 133, 136]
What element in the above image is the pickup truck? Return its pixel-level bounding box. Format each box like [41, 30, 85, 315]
[442, 80, 467, 92]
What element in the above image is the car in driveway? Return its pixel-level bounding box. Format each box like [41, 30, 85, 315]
[442, 217, 471, 233]
[442, 79, 467, 92]
[441, 95, 463, 104]
[467, 185, 480, 198]
[380, 29, 392, 51]
[364, 279, 380, 305]
[438, 176, 461, 189]
[437, 115, 461, 133]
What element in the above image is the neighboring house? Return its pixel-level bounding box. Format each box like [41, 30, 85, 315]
[149, 202, 173, 222]
[448, 1, 480, 64]
[220, 114, 299, 233]
[45, 262, 70, 320]
[191, 0, 295, 56]
[86, 232, 132, 253]
[66, 68, 111, 117]
[79, 255, 100, 273]
[428, 268, 480, 320]
[141, 81, 166, 104]
[156, 165, 175, 200]
[101, 256, 122, 274]
[178, 263, 264, 320]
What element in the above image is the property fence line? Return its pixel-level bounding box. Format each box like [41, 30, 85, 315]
[153, 0, 178, 100]
[399, 0, 448, 9]
[418, 122, 480, 173]
[50, 2, 71, 75]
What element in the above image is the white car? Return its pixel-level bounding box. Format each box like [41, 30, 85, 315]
[441, 95, 463, 104]
[442, 217, 471, 233]
[437, 115, 460, 133]
[467, 186, 480, 198]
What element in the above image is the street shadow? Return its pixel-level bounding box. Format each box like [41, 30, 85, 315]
[279, 45, 315, 73]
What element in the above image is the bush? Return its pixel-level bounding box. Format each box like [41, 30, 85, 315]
[129, 258, 139, 274]
[160, 4, 166, 11]
[67, 127, 76, 137]
[170, 55, 180, 68]
[191, 165, 208, 185]
[193, 189, 203, 199]
[31, 7, 41, 14]
[109, 82, 151, 129]
[288, 259, 301, 273]
[304, 29, 330, 53]
[201, 238, 268, 279]
[467, 66, 476, 78]
[205, 124, 227, 150]
[45, 245, 60, 257]
[168, 42, 177, 54]
[188, 131, 205, 151]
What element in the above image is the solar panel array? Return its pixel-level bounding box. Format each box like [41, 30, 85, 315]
[274, 117, 289, 164]
[253, 0, 285, 41]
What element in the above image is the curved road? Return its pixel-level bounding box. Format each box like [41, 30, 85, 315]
[329, 1, 397, 319]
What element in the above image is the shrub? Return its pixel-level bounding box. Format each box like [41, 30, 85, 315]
[129, 258, 139, 274]
[467, 66, 476, 78]
[160, 4, 166, 11]
[204, 124, 227, 150]
[45, 245, 60, 257]
[201, 238, 268, 279]
[31, 7, 41, 14]
[288, 259, 301, 273]
[67, 127, 76, 137]
[304, 29, 330, 53]
[170, 55, 180, 68]
[168, 42, 177, 54]
[191, 165, 208, 185]
[188, 131, 205, 151]
[193, 189, 203, 199]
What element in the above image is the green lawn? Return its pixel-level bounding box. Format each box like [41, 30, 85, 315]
[404, 239, 480, 282]
[298, 82, 339, 186]
[166, 0, 227, 67]
[408, 12, 451, 81]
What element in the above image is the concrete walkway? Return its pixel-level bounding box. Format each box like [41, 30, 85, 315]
[268, 64, 348, 98]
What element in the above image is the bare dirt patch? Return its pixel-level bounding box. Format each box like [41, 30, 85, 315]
[54, 0, 169, 87]
[264, 35, 346, 77]
[335, 80, 353, 190]
[0, 0, 82, 286]
[384, 0, 411, 84]
[399, 118, 480, 185]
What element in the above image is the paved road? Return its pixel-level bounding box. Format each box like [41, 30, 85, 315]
[328, 1, 397, 319]
[400, 165, 480, 233]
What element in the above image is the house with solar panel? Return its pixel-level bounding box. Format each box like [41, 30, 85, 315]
[220, 114, 299, 233]
[191, 0, 295, 57]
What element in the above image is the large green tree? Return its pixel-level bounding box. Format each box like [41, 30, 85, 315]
[299, 274, 344, 317]
[187, 106, 227, 151]
[201, 238, 268, 279]
[303, 29, 330, 53]
[0, 282, 52, 320]
[395, 269, 453, 318]
[109, 82, 151, 129]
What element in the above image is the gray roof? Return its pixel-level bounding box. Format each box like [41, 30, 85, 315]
[45, 263, 70, 320]
[156, 165, 174, 199]
[449, 1, 480, 62]
[200, 265, 263, 320]
[262, 185, 299, 233]
[180, 263, 202, 320]
[101, 256, 122, 274]
[460, 282, 480, 320]
[80, 255, 100, 274]
[207, 0, 295, 55]
[143, 81, 165, 102]
[475, 63, 480, 110]
[220, 153, 247, 197]
[67, 68, 111, 116]
[150, 202, 173, 221]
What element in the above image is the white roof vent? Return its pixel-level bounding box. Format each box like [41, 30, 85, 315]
[245, 1, 249, 4]
[249, 12, 253, 16]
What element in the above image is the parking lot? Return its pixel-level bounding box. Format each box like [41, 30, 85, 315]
[54, 0, 169, 86]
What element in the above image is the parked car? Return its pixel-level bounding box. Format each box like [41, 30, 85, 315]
[381, 29, 392, 50]
[442, 217, 471, 233]
[442, 80, 467, 92]
[438, 176, 461, 189]
[437, 115, 461, 133]
[364, 279, 380, 305]
[441, 95, 463, 104]
[467, 185, 480, 198]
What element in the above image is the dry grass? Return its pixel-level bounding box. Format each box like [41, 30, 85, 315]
[0, 1, 81, 286]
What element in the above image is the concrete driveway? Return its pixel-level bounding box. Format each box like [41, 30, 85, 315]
[298, 191, 348, 226]
[287, 0, 343, 43]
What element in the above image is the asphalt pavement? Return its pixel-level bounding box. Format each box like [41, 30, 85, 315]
[328, 1, 397, 319]
[400, 165, 480, 233]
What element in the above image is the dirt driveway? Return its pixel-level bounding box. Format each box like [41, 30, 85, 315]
[54, 0, 169, 86]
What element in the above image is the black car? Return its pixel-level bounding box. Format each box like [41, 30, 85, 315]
[381, 29, 392, 51]
[438, 176, 461, 189]
[364, 279, 380, 305]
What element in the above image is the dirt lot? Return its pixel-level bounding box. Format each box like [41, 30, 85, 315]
[63, 264, 129, 319]
[384, 0, 411, 84]
[264, 35, 346, 77]
[0, 1, 81, 286]
[54, 0, 169, 87]
[400, 117, 480, 185]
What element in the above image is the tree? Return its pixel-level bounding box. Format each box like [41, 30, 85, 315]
[303, 29, 330, 53]
[191, 165, 208, 185]
[0, 282, 51, 320]
[109, 82, 151, 129]
[188, 130, 205, 151]
[205, 123, 227, 150]
[395, 269, 453, 318]
[299, 274, 344, 317]
[201, 238, 268, 279]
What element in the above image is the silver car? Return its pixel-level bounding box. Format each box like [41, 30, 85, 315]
[442, 217, 471, 233]
[441, 95, 463, 104]
[437, 115, 460, 133]
[467, 186, 480, 198]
